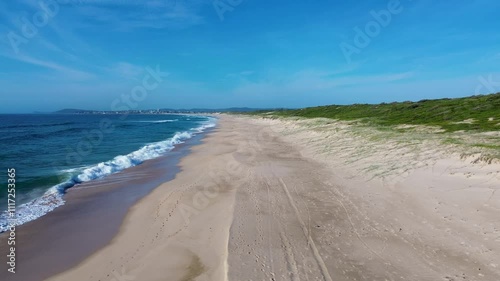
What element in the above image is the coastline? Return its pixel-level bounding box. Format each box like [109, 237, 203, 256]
[3, 114, 499, 280]
[47, 118, 238, 281]
[0, 128, 213, 281]
[44, 115, 500, 280]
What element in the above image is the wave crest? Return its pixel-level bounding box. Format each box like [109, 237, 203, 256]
[0, 118, 217, 232]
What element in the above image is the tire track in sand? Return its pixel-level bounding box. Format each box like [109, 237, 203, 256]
[279, 177, 333, 281]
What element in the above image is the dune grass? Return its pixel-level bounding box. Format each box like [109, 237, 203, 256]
[258, 93, 500, 133]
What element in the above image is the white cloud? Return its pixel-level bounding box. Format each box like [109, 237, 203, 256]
[73, 0, 206, 30]
[240, 70, 254, 76]
[0, 52, 96, 80]
[110, 62, 144, 78]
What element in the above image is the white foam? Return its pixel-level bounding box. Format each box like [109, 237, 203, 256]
[0, 117, 217, 233]
[0, 186, 65, 233]
[75, 130, 192, 182]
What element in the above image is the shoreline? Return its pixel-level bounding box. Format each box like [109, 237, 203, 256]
[3, 114, 499, 280]
[46, 115, 500, 280]
[0, 128, 213, 281]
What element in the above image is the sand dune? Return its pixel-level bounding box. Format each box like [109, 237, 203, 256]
[47, 115, 500, 281]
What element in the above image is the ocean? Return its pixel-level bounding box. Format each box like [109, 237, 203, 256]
[0, 114, 216, 232]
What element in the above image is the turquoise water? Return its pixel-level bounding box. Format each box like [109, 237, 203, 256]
[0, 114, 216, 231]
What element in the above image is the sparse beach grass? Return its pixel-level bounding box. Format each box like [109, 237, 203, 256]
[247, 93, 500, 164]
[242, 109, 499, 183]
[262, 93, 500, 133]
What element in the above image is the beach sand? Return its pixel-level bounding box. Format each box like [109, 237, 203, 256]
[44, 115, 500, 281]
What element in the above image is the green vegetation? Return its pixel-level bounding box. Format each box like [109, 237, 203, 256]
[259, 93, 500, 132]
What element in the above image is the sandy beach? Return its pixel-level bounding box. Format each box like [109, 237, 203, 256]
[2, 1, 498, 280]
[39, 114, 500, 281]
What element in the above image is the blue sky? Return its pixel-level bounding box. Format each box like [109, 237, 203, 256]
[1, 0, 499, 113]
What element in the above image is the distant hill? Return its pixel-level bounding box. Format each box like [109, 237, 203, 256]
[158, 107, 264, 113]
[52, 107, 269, 114]
[53, 109, 96, 114]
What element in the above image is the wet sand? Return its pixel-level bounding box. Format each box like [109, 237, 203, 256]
[2, 115, 500, 281]
[43, 115, 500, 281]
[0, 131, 209, 281]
